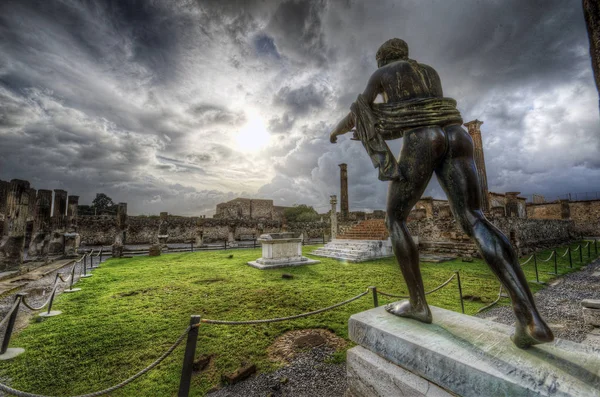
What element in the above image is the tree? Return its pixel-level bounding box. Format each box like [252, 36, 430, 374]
[91, 193, 115, 214]
[283, 204, 319, 223]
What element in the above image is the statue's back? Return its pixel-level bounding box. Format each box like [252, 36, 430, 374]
[378, 60, 444, 103]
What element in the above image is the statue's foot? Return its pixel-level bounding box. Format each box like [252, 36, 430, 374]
[510, 318, 554, 349]
[385, 300, 432, 324]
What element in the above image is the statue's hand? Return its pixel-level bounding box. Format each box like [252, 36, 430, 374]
[329, 132, 338, 144]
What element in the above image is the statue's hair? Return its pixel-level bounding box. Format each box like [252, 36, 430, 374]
[376, 38, 409, 62]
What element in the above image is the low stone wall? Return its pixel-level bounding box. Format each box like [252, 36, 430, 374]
[77, 215, 330, 245]
[407, 216, 575, 255]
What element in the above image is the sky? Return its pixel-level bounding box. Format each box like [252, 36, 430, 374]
[1, 0, 599, 216]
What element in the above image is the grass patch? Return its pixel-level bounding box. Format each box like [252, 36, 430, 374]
[0, 241, 595, 396]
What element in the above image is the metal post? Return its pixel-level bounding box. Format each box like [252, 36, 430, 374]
[178, 316, 201, 397]
[323, 233, 325, 245]
[99, 248, 103, 264]
[190, 241, 193, 252]
[253, 238, 256, 249]
[533, 254, 540, 284]
[596, 240, 598, 257]
[580, 244, 583, 263]
[568, 247, 572, 268]
[81, 253, 92, 278]
[65, 260, 82, 293]
[224, 240, 227, 250]
[588, 242, 591, 259]
[0, 294, 24, 355]
[455, 271, 464, 314]
[369, 286, 378, 308]
[552, 250, 558, 275]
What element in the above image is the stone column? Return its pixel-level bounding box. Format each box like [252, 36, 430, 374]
[0, 179, 31, 271]
[505, 192, 520, 218]
[195, 219, 204, 246]
[157, 211, 169, 251]
[52, 189, 68, 230]
[112, 203, 128, 258]
[67, 195, 79, 231]
[29, 189, 53, 257]
[48, 189, 68, 254]
[330, 195, 338, 240]
[464, 120, 489, 212]
[339, 163, 349, 221]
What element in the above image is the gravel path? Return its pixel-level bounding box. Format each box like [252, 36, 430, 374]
[208, 346, 346, 397]
[475, 257, 600, 343]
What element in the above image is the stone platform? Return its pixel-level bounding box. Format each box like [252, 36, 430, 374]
[311, 239, 393, 262]
[347, 305, 600, 397]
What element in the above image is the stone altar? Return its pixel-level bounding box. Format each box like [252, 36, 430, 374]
[346, 305, 600, 397]
[247, 232, 320, 269]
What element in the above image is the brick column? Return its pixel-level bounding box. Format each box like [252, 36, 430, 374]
[560, 199, 571, 220]
[0, 179, 31, 271]
[464, 120, 489, 212]
[339, 163, 349, 221]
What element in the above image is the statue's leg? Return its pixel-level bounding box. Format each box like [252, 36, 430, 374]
[385, 127, 447, 324]
[436, 124, 553, 348]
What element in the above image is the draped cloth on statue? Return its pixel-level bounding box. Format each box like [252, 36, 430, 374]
[350, 94, 463, 181]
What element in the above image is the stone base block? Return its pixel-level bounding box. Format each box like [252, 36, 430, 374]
[346, 346, 452, 397]
[583, 307, 600, 327]
[247, 257, 320, 269]
[348, 305, 600, 397]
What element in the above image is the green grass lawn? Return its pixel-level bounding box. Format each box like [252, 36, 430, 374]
[0, 241, 596, 396]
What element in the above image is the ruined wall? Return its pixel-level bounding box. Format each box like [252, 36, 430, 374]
[527, 200, 600, 236]
[527, 202, 562, 219]
[77, 215, 290, 244]
[251, 199, 274, 219]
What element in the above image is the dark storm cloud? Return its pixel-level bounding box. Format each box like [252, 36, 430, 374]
[0, 0, 598, 215]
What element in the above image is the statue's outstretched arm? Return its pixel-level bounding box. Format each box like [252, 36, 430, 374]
[330, 71, 382, 144]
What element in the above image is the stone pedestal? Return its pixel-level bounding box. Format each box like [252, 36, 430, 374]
[582, 299, 600, 327]
[63, 233, 80, 257]
[247, 233, 320, 269]
[347, 305, 600, 397]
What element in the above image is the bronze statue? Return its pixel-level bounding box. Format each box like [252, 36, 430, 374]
[330, 38, 554, 348]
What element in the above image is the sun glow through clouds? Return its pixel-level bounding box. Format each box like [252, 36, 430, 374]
[235, 111, 271, 152]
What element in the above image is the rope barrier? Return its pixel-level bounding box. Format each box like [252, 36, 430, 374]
[0, 299, 21, 330]
[519, 255, 534, 266]
[583, 241, 590, 249]
[560, 248, 570, 258]
[539, 251, 555, 262]
[0, 326, 192, 397]
[377, 273, 457, 299]
[476, 285, 504, 313]
[200, 289, 370, 325]
[21, 284, 59, 312]
[572, 245, 581, 252]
